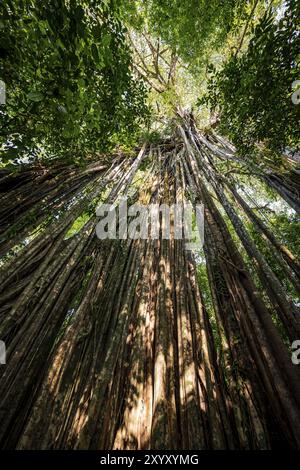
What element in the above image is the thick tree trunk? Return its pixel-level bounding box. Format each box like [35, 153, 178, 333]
[1, 127, 300, 450]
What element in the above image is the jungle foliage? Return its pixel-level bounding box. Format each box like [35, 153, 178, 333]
[202, 0, 300, 156]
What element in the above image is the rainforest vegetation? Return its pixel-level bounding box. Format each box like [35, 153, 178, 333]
[0, 0, 300, 450]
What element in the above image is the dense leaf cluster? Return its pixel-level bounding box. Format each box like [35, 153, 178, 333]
[142, 0, 247, 68]
[203, 0, 300, 156]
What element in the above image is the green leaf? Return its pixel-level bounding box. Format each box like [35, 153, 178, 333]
[102, 33, 111, 48]
[27, 91, 44, 102]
